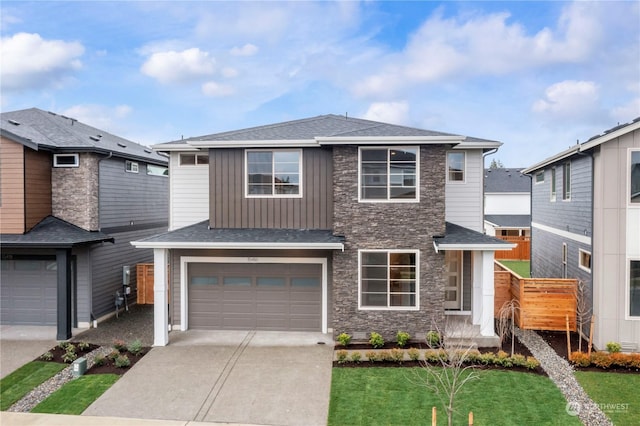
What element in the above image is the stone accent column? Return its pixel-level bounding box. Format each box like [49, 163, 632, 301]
[52, 153, 99, 230]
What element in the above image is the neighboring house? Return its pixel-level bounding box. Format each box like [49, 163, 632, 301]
[0, 108, 169, 340]
[133, 114, 513, 346]
[522, 118, 640, 351]
[483, 168, 531, 237]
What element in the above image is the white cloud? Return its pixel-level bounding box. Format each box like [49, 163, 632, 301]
[362, 101, 409, 125]
[221, 67, 238, 78]
[612, 98, 640, 123]
[202, 81, 235, 97]
[62, 104, 133, 133]
[532, 80, 602, 121]
[230, 43, 258, 56]
[0, 32, 84, 91]
[141, 47, 216, 84]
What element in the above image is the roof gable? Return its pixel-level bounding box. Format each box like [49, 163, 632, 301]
[484, 168, 531, 193]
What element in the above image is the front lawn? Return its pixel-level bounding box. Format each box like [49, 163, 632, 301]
[575, 371, 640, 426]
[31, 374, 119, 415]
[0, 362, 66, 411]
[498, 260, 530, 278]
[329, 367, 580, 426]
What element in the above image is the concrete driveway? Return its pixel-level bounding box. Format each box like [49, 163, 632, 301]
[83, 330, 334, 426]
[0, 326, 60, 379]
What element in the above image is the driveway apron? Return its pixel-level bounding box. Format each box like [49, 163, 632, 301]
[0, 339, 57, 379]
[83, 331, 333, 426]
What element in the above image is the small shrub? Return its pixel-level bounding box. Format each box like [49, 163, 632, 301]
[350, 351, 362, 363]
[591, 351, 613, 369]
[478, 352, 495, 365]
[396, 331, 411, 348]
[494, 350, 509, 366]
[77, 341, 90, 351]
[425, 331, 441, 348]
[113, 339, 127, 351]
[379, 351, 392, 362]
[365, 350, 380, 362]
[465, 349, 482, 364]
[62, 350, 77, 363]
[39, 351, 54, 361]
[606, 342, 622, 353]
[337, 333, 352, 347]
[629, 353, 640, 369]
[407, 347, 420, 361]
[114, 354, 131, 368]
[107, 350, 120, 361]
[511, 353, 527, 368]
[127, 339, 143, 356]
[57, 341, 70, 350]
[336, 349, 349, 364]
[424, 349, 447, 363]
[369, 332, 385, 349]
[525, 356, 540, 370]
[389, 348, 404, 363]
[93, 354, 106, 367]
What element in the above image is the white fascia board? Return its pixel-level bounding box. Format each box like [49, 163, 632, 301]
[522, 145, 580, 174]
[453, 141, 502, 149]
[186, 139, 319, 148]
[579, 120, 640, 151]
[433, 241, 517, 253]
[131, 241, 344, 250]
[150, 143, 201, 152]
[316, 136, 465, 145]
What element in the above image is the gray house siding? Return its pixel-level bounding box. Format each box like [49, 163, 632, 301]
[209, 148, 333, 229]
[332, 145, 447, 341]
[73, 248, 91, 326]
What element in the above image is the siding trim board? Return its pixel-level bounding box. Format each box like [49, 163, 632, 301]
[531, 221, 591, 245]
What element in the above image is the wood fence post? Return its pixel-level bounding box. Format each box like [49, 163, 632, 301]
[565, 315, 571, 357]
[432, 406, 437, 426]
[469, 411, 474, 425]
[588, 315, 595, 357]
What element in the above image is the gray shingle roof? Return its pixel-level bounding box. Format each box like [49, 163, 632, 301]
[484, 215, 531, 228]
[135, 221, 344, 247]
[1, 108, 167, 165]
[0, 216, 114, 248]
[433, 222, 513, 248]
[484, 168, 530, 193]
[159, 114, 499, 145]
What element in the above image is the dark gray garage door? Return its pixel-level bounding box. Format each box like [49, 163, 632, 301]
[188, 262, 322, 331]
[1, 259, 57, 325]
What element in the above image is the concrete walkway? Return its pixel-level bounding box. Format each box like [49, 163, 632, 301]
[1, 412, 257, 426]
[83, 330, 334, 426]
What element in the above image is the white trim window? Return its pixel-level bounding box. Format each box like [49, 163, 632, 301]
[550, 167, 557, 201]
[359, 250, 419, 310]
[147, 164, 168, 177]
[578, 249, 591, 273]
[53, 153, 79, 168]
[630, 150, 640, 204]
[535, 171, 544, 184]
[246, 149, 302, 197]
[359, 147, 418, 201]
[562, 162, 571, 200]
[447, 151, 465, 183]
[125, 160, 139, 173]
[180, 153, 209, 166]
[629, 260, 640, 318]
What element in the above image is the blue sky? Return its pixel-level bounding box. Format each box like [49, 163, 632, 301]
[2, 1, 639, 167]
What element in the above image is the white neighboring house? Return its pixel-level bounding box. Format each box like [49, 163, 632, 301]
[483, 168, 531, 237]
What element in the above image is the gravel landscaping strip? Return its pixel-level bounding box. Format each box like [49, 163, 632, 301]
[7, 346, 113, 413]
[514, 327, 612, 426]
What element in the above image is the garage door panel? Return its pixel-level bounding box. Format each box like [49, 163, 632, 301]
[1, 259, 57, 325]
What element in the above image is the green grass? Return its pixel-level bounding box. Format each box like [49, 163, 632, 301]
[575, 371, 640, 426]
[0, 361, 67, 411]
[328, 367, 581, 426]
[498, 260, 530, 278]
[31, 374, 119, 415]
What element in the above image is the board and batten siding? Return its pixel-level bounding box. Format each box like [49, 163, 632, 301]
[445, 149, 484, 232]
[0, 137, 26, 233]
[24, 148, 52, 231]
[169, 152, 209, 230]
[99, 157, 169, 229]
[72, 248, 91, 326]
[209, 148, 333, 229]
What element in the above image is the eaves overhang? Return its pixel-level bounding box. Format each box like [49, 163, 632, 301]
[432, 241, 517, 253]
[131, 241, 345, 250]
[315, 135, 465, 145]
[521, 145, 580, 174]
[186, 139, 319, 149]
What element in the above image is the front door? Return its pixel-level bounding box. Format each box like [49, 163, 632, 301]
[444, 251, 461, 310]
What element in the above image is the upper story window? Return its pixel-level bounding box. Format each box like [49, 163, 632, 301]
[562, 162, 571, 200]
[180, 153, 209, 166]
[579, 249, 591, 273]
[359, 250, 419, 310]
[630, 150, 640, 204]
[359, 147, 418, 201]
[447, 152, 465, 183]
[535, 171, 544, 184]
[147, 164, 168, 177]
[125, 160, 139, 173]
[53, 153, 79, 168]
[550, 167, 557, 201]
[246, 149, 301, 197]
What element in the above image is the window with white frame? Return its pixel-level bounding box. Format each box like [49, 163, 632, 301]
[550, 167, 557, 201]
[447, 151, 465, 182]
[579, 249, 591, 272]
[359, 250, 418, 309]
[246, 149, 301, 197]
[631, 150, 640, 204]
[359, 147, 418, 201]
[535, 171, 544, 184]
[630, 260, 640, 317]
[147, 164, 168, 176]
[562, 162, 571, 200]
[125, 160, 139, 173]
[53, 153, 79, 168]
[179, 153, 209, 166]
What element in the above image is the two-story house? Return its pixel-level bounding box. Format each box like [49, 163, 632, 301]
[523, 118, 640, 351]
[0, 108, 169, 340]
[133, 115, 512, 346]
[483, 168, 531, 238]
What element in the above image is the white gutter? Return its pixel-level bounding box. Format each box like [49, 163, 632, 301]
[580, 119, 640, 151]
[187, 139, 319, 148]
[521, 145, 579, 174]
[315, 136, 465, 145]
[433, 241, 517, 253]
[131, 241, 345, 251]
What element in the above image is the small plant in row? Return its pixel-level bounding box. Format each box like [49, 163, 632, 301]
[570, 351, 640, 369]
[336, 331, 414, 348]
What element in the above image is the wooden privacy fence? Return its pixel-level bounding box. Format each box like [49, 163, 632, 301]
[494, 236, 530, 260]
[136, 263, 155, 304]
[494, 261, 577, 331]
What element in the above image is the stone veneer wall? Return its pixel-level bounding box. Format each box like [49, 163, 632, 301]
[52, 152, 99, 231]
[332, 145, 447, 341]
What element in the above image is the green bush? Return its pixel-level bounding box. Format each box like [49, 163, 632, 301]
[107, 350, 120, 361]
[396, 331, 411, 348]
[39, 351, 54, 361]
[113, 339, 127, 351]
[350, 351, 362, 363]
[525, 356, 540, 370]
[369, 332, 385, 349]
[77, 341, 90, 351]
[93, 355, 106, 367]
[478, 352, 495, 365]
[606, 342, 622, 353]
[511, 353, 527, 367]
[424, 349, 446, 363]
[389, 348, 404, 363]
[425, 331, 441, 348]
[365, 350, 380, 362]
[337, 333, 352, 347]
[114, 354, 131, 368]
[57, 341, 70, 350]
[336, 349, 349, 364]
[62, 350, 77, 364]
[127, 339, 143, 356]
[465, 349, 482, 364]
[407, 347, 420, 361]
